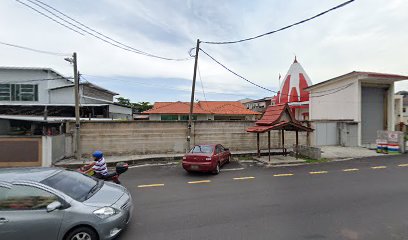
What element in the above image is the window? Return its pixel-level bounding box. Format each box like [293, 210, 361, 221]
[41, 170, 98, 202]
[403, 108, 406, 113]
[161, 115, 179, 121]
[180, 115, 197, 121]
[0, 185, 57, 210]
[0, 84, 10, 101]
[0, 84, 38, 101]
[190, 145, 213, 154]
[215, 145, 222, 154]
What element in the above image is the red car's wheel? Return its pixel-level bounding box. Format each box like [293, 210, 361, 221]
[227, 155, 231, 163]
[213, 163, 220, 175]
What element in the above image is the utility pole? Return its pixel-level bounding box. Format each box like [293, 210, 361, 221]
[66, 53, 81, 162]
[73, 53, 82, 162]
[187, 39, 200, 152]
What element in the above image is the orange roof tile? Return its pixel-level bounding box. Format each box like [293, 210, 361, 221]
[255, 104, 292, 126]
[143, 101, 260, 115]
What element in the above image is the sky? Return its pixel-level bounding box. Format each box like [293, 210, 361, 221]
[0, 0, 407, 103]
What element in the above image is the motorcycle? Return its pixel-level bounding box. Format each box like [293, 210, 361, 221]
[78, 162, 129, 184]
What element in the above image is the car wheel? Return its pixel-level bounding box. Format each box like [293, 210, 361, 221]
[213, 163, 220, 175]
[65, 227, 98, 240]
[227, 155, 231, 163]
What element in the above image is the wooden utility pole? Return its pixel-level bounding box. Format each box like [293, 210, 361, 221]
[187, 39, 200, 152]
[72, 52, 81, 162]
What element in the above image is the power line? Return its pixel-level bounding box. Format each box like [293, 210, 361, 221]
[82, 74, 258, 97]
[199, 47, 353, 98]
[32, 0, 149, 55]
[16, 0, 192, 61]
[15, 0, 85, 36]
[199, 48, 275, 93]
[0, 41, 70, 56]
[202, 0, 355, 45]
[197, 63, 207, 102]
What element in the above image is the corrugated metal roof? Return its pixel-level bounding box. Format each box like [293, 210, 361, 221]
[305, 71, 408, 91]
[0, 115, 114, 123]
[0, 66, 67, 79]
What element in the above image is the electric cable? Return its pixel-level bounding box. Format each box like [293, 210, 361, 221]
[202, 0, 355, 45]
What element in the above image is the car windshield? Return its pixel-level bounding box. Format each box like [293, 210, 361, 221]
[190, 145, 213, 154]
[41, 170, 101, 202]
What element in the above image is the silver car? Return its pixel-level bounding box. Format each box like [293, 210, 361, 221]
[0, 167, 133, 240]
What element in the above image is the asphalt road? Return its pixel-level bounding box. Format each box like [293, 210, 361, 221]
[119, 154, 408, 240]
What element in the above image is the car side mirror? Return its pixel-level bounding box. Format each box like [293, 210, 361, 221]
[47, 201, 62, 212]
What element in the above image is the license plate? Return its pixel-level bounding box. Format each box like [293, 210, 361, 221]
[190, 165, 199, 170]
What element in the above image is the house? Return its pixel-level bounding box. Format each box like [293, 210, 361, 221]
[395, 91, 408, 124]
[305, 71, 408, 147]
[0, 67, 132, 119]
[275, 57, 313, 121]
[394, 94, 404, 126]
[142, 101, 261, 121]
[244, 97, 275, 113]
[238, 98, 254, 104]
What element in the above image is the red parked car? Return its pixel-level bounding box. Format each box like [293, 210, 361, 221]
[182, 144, 231, 174]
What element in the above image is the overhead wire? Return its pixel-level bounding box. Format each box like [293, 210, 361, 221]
[16, 0, 193, 61]
[15, 0, 85, 36]
[199, 48, 275, 93]
[202, 0, 356, 45]
[197, 63, 207, 102]
[199, 47, 353, 99]
[81, 74, 258, 98]
[32, 0, 152, 56]
[0, 41, 70, 56]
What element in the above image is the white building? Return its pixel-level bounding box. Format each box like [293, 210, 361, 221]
[305, 71, 408, 147]
[0, 67, 131, 119]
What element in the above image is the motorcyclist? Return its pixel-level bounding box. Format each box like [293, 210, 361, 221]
[84, 150, 108, 179]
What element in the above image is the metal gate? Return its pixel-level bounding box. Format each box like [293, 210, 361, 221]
[361, 87, 386, 144]
[315, 122, 338, 146]
[0, 137, 42, 167]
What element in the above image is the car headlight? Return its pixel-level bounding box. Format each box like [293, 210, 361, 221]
[93, 207, 117, 219]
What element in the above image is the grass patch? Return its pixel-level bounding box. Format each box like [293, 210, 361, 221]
[303, 158, 329, 163]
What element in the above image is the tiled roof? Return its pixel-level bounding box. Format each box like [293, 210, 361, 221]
[143, 101, 260, 115]
[255, 104, 292, 126]
[247, 103, 313, 132]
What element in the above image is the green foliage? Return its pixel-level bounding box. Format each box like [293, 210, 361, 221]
[115, 97, 153, 112]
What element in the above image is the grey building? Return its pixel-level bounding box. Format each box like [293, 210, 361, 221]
[0, 67, 131, 119]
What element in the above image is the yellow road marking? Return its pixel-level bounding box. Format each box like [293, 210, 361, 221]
[309, 171, 328, 175]
[371, 166, 387, 169]
[188, 180, 211, 184]
[137, 184, 164, 188]
[273, 173, 294, 177]
[398, 163, 408, 167]
[233, 176, 255, 180]
[343, 168, 359, 172]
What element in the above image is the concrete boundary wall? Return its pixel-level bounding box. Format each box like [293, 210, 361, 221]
[66, 121, 307, 156]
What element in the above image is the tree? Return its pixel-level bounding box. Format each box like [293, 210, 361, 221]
[115, 97, 153, 113]
[116, 97, 131, 107]
[134, 102, 153, 112]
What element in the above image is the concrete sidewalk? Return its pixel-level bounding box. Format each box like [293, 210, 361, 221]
[55, 150, 261, 168]
[320, 146, 387, 159]
[55, 147, 392, 169]
[254, 155, 307, 166]
[253, 146, 390, 167]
